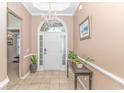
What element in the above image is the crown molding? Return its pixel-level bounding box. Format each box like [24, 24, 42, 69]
[21, 2, 79, 16]
[31, 13, 73, 16]
[73, 2, 80, 15]
[21, 3, 32, 15]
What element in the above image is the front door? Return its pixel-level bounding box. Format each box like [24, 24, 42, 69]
[40, 32, 64, 70]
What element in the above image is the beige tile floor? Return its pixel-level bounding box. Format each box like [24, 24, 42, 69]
[7, 62, 19, 81]
[4, 70, 83, 90]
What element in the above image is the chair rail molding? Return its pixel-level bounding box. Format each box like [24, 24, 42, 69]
[23, 53, 36, 59]
[78, 56, 124, 86]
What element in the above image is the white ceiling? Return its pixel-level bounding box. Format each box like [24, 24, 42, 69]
[21, 2, 80, 16]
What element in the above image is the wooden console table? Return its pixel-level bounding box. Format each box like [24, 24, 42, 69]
[67, 60, 93, 90]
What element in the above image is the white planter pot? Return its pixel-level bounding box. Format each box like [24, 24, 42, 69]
[76, 64, 83, 68]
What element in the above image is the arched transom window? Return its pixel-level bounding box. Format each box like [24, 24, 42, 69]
[40, 20, 65, 32]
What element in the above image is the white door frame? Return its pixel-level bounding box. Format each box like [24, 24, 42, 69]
[7, 10, 22, 78]
[37, 18, 68, 71]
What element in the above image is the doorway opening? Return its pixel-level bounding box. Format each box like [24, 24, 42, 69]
[37, 18, 68, 70]
[7, 10, 22, 81]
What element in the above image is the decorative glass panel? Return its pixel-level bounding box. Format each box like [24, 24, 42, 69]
[62, 35, 66, 65]
[39, 35, 43, 65]
[40, 20, 65, 32]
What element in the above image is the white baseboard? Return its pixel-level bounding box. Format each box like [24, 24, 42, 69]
[38, 65, 66, 71]
[59, 65, 66, 71]
[0, 76, 9, 89]
[20, 71, 30, 79]
[37, 66, 44, 71]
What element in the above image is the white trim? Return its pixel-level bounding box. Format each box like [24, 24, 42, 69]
[0, 76, 9, 89]
[72, 2, 80, 15]
[7, 27, 22, 79]
[7, 27, 21, 30]
[78, 77, 88, 90]
[20, 71, 30, 79]
[18, 26, 22, 79]
[31, 13, 73, 16]
[37, 65, 44, 71]
[21, 3, 34, 15]
[60, 65, 66, 71]
[78, 56, 124, 86]
[21, 3, 79, 16]
[37, 17, 68, 71]
[23, 53, 36, 59]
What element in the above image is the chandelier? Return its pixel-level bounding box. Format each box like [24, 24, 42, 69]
[32, 2, 70, 27]
[43, 2, 58, 23]
[32, 2, 70, 21]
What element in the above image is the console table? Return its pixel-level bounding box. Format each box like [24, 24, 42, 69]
[67, 60, 93, 90]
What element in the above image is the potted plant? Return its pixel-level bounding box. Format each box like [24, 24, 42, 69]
[68, 51, 77, 62]
[30, 55, 37, 73]
[75, 58, 83, 68]
[68, 51, 83, 68]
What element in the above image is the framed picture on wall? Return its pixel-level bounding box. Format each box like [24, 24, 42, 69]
[8, 38, 13, 45]
[79, 16, 90, 40]
[7, 32, 14, 45]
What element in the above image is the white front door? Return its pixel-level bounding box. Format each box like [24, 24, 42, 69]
[43, 32, 63, 70]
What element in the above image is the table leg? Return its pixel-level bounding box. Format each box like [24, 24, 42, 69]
[67, 62, 69, 78]
[74, 74, 77, 90]
[89, 73, 92, 90]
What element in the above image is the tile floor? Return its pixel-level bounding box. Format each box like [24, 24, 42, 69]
[4, 70, 83, 90]
[7, 62, 19, 81]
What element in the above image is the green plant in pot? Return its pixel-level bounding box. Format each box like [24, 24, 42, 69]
[68, 51, 78, 62]
[30, 55, 37, 73]
[75, 58, 83, 68]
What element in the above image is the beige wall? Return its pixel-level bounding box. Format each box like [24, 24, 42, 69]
[0, 3, 7, 82]
[7, 2, 32, 76]
[31, 16, 73, 53]
[73, 3, 124, 89]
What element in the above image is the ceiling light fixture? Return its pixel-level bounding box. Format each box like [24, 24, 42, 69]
[32, 2, 70, 26]
[43, 2, 58, 25]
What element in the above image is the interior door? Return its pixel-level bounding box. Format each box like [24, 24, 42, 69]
[44, 33, 62, 70]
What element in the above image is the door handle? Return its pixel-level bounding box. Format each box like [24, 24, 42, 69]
[44, 48, 47, 55]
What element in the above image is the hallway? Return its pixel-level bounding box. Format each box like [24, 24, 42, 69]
[1, 2, 124, 90]
[4, 71, 83, 90]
